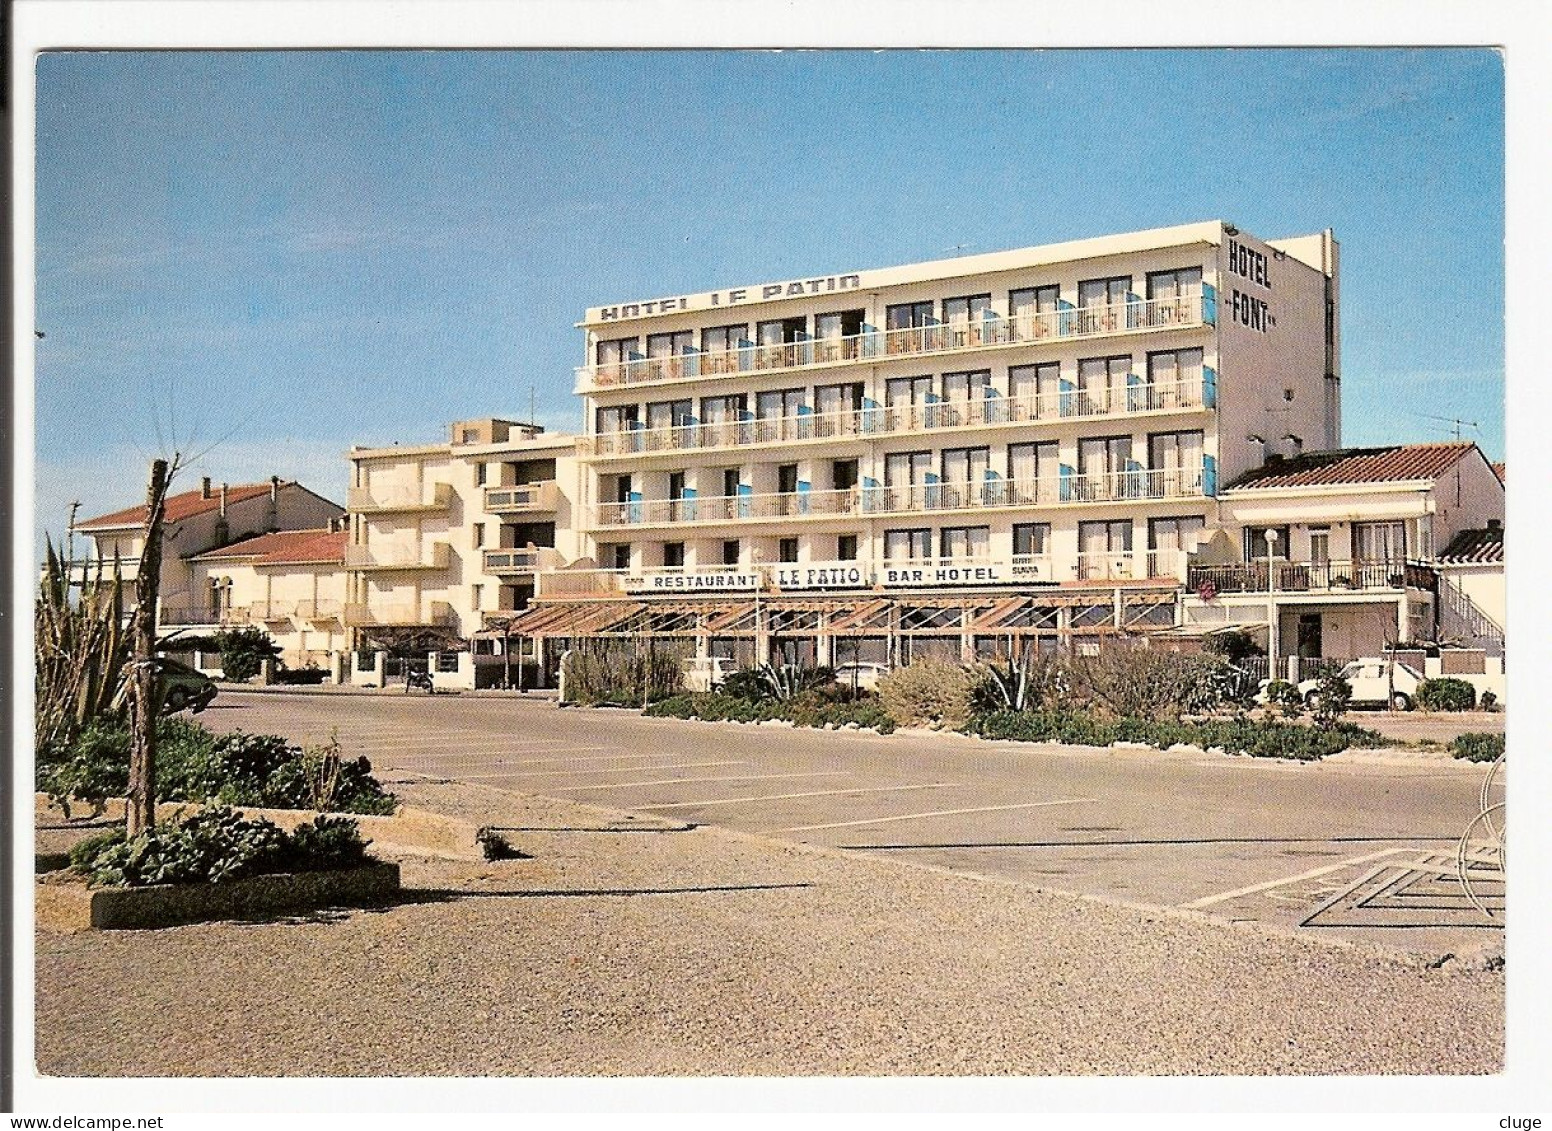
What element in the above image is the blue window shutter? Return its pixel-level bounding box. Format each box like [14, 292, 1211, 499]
[683, 346, 701, 378]
[1204, 455, 1218, 497]
[796, 330, 812, 365]
[627, 490, 643, 523]
[861, 323, 879, 358]
[737, 481, 752, 518]
[862, 476, 880, 513]
[1059, 463, 1074, 502]
[1202, 283, 1217, 326]
[862, 396, 880, 433]
[628, 418, 644, 452]
[1059, 377, 1075, 417]
[1058, 298, 1075, 336]
[797, 479, 811, 515]
[737, 338, 754, 371]
[1126, 371, 1142, 412]
[681, 486, 697, 521]
[1203, 365, 1217, 408]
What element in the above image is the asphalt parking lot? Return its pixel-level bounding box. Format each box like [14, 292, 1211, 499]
[212, 689, 1504, 957]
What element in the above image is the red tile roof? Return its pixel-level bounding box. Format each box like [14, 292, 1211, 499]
[1437, 527, 1504, 565]
[1492, 462, 1505, 483]
[1226, 442, 1477, 490]
[77, 481, 284, 530]
[189, 528, 347, 566]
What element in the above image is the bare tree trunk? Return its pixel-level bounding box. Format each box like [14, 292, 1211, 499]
[127, 459, 170, 837]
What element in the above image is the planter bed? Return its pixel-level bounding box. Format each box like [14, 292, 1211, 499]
[37, 861, 400, 932]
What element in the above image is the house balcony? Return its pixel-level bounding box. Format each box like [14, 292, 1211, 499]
[1186, 559, 1435, 597]
[347, 482, 454, 514]
[578, 377, 1213, 463]
[157, 605, 231, 627]
[244, 602, 297, 626]
[296, 599, 344, 624]
[575, 291, 1215, 393]
[484, 481, 561, 513]
[344, 542, 452, 572]
[343, 601, 456, 628]
[583, 467, 1208, 532]
[482, 548, 542, 576]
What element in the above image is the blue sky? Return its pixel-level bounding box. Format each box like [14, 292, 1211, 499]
[33, 48, 1504, 539]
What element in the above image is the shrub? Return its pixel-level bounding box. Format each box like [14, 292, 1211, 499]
[75, 807, 372, 888]
[876, 658, 974, 729]
[966, 710, 1385, 761]
[562, 639, 688, 706]
[214, 626, 282, 684]
[1308, 664, 1353, 729]
[1419, 677, 1478, 712]
[970, 658, 1043, 714]
[67, 827, 126, 871]
[36, 718, 132, 817]
[1204, 628, 1265, 664]
[1451, 732, 1504, 762]
[258, 733, 397, 815]
[1480, 691, 1499, 712]
[272, 665, 329, 686]
[1072, 648, 1224, 721]
[645, 692, 896, 734]
[717, 669, 769, 702]
[1263, 680, 1303, 721]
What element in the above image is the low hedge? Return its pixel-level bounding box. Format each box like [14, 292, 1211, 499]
[646, 691, 896, 734]
[965, 710, 1386, 761]
[1418, 677, 1478, 712]
[1451, 732, 1505, 762]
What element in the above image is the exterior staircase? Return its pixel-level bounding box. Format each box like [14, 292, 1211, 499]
[1436, 573, 1505, 656]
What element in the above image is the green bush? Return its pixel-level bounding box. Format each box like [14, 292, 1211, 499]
[876, 658, 974, 729]
[562, 639, 688, 705]
[645, 692, 896, 734]
[966, 709, 1384, 761]
[67, 827, 126, 871]
[1418, 677, 1478, 712]
[1072, 648, 1225, 721]
[36, 719, 133, 817]
[1263, 680, 1303, 721]
[214, 626, 281, 684]
[75, 807, 371, 888]
[1451, 732, 1504, 762]
[1308, 664, 1353, 728]
[272, 665, 329, 686]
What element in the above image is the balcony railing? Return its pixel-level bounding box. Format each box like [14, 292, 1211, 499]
[484, 481, 560, 513]
[577, 292, 1212, 391]
[296, 599, 344, 623]
[343, 601, 456, 627]
[344, 542, 451, 571]
[580, 377, 1210, 459]
[347, 482, 453, 513]
[157, 606, 229, 627]
[1187, 559, 1431, 596]
[482, 548, 542, 575]
[586, 467, 1206, 530]
[245, 602, 296, 624]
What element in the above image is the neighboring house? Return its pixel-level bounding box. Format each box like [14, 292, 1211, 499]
[72, 477, 345, 627]
[1432, 525, 1505, 655]
[1176, 441, 1505, 660]
[184, 526, 350, 667]
[345, 418, 581, 650]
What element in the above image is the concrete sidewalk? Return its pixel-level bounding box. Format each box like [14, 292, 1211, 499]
[35, 776, 1502, 1077]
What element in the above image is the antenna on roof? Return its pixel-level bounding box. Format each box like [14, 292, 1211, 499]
[1413, 413, 1479, 442]
[942, 243, 972, 257]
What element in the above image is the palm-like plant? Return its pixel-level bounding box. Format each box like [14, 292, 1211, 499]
[35, 540, 130, 754]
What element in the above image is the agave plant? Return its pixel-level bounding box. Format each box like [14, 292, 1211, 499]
[756, 663, 835, 702]
[35, 539, 131, 755]
[974, 659, 1035, 713]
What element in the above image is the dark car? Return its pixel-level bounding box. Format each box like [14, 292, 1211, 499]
[156, 657, 219, 714]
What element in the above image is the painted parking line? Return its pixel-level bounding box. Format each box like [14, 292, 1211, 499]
[1178, 847, 1418, 909]
[474, 760, 747, 779]
[780, 798, 1097, 834]
[640, 783, 958, 810]
[385, 749, 632, 766]
[555, 771, 852, 792]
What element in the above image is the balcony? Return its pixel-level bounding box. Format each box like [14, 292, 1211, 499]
[344, 542, 451, 572]
[245, 602, 296, 626]
[347, 482, 453, 514]
[585, 467, 1206, 531]
[484, 481, 560, 513]
[343, 601, 456, 627]
[579, 377, 1211, 461]
[482, 548, 542, 575]
[157, 606, 228, 627]
[1187, 559, 1433, 596]
[296, 599, 344, 624]
[576, 292, 1213, 392]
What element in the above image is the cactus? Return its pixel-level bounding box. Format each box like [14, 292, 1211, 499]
[35, 539, 131, 755]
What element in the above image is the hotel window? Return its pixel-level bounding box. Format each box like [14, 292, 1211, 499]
[837, 534, 859, 561]
[884, 529, 933, 561]
[941, 370, 992, 420]
[721, 539, 741, 566]
[1146, 348, 1204, 404]
[885, 375, 934, 427]
[663, 541, 685, 568]
[1243, 526, 1292, 561]
[646, 399, 694, 434]
[831, 459, 859, 490]
[755, 388, 806, 440]
[1008, 362, 1062, 413]
[779, 537, 799, 563]
[721, 468, 741, 498]
[814, 309, 865, 361]
[943, 294, 992, 345]
[1077, 355, 1131, 413]
[595, 337, 636, 374]
[608, 544, 632, 571]
[476, 462, 487, 486]
[941, 447, 990, 493]
[756, 317, 806, 366]
[701, 324, 747, 373]
[700, 394, 746, 443]
[1009, 285, 1060, 318]
[1008, 441, 1059, 501]
[1308, 527, 1331, 567]
[1146, 267, 1203, 324]
[1354, 521, 1406, 564]
[646, 330, 694, 357]
[667, 472, 688, 518]
[1013, 522, 1051, 558]
[940, 526, 990, 559]
[1148, 517, 1205, 569]
[777, 464, 799, 495]
[1079, 437, 1134, 497]
[595, 404, 639, 436]
[1147, 431, 1204, 496]
[1077, 276, 1130, 333]
[885, 450, 933, 487]
[885, 300, 935, 354]
[1080, 520, 1133, 554]
[814, 382, 864, 431]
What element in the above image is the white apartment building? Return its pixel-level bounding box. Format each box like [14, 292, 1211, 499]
[345, 418, 581, 650]
[518, 221, 1345, 669]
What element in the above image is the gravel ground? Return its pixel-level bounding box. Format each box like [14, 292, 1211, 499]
[35, 778, 1503, 1077]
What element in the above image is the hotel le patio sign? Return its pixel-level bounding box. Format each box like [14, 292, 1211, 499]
[595, 273, 866, 322]
[623, 559, 1049, 594]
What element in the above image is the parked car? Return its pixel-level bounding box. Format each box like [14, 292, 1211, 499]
[1300, 658, 1423, 711]
[832, 662, 891, 691]
[154, 657, 219, 714]
[682, 655, 738, 693]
